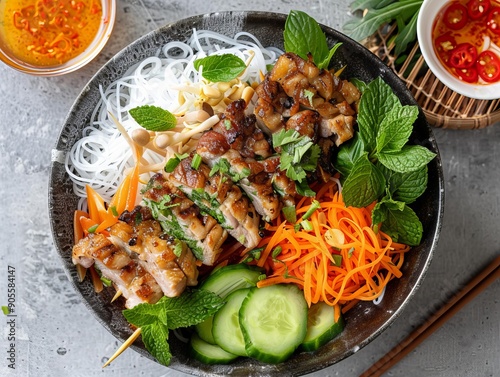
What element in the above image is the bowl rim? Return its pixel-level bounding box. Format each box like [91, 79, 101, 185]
[0, 0, 116, 76]
[49, 10, 444, 376]
[417, 0, 500, 100]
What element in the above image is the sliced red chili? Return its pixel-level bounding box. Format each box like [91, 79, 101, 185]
[455, 67, 479, 83]
[449, 43, 478, 68]
[487, 7, 500, 34]
[467, 0, 491, 19]
[434, 32, 458, 66]
[476, 50, 500, 82]
[443, 3, 469, 30]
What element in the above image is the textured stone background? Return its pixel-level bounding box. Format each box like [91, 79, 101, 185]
[0, 1, 499, 376]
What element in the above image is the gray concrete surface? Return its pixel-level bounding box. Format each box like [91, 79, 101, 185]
[0, 1, 499, 376]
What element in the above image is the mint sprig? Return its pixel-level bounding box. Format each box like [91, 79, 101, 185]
[129, 105, 177, 132]
[335, 77, 436, 245]
[284, 10, 342, 69]
[122, 289, 224, 366]
[193, 54, 246, 82]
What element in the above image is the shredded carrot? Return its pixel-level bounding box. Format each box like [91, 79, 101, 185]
[256, 180, 411, 308]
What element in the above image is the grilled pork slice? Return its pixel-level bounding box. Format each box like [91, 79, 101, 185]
[197, 135, 282, 222]
[142, 173, 227, 266]
[108, 216, 198, 297]
[168, 155, 261, 249]
[72, 233, 163, 308]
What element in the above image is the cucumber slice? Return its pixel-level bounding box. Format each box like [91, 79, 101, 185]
[301, 302, 345, 352]
[189, 333, 238, 365]
[195, 264, 263, 344]
[212, 288, 250, 356]
[239, 284, 308, 364]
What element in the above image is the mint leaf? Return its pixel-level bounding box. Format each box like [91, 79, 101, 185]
[163, 289, 225, 329]
[129, 105, 176, 132]
[350, 78, 368, 93]
[342, 153, 386, 207]
[376, 105, 419, 153]
[141, 324, 171, 366]
[284, 10, 340, 69]
[379, 163, 428, 204]
[378, 145, 436, 173]
[357, 77, 401, 151]
[335, 133, 365, 177]
[122, 289, 224, 367]
[193, 54, 246, 82]
[381, 203, 423, 246]
[123, 301, 168, 328]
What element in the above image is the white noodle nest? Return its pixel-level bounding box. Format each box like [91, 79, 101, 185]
[65, 29, 283, 210]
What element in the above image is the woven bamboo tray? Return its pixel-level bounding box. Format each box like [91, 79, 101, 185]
[365, 24, 500, 129]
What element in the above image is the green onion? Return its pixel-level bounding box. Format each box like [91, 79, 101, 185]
[282, 206, 297, 223]
[165, 157, 181, 173]
[301, 200, 320, 221]
[272, 246, 283, 258]
[301, 219, 313, 231]
[110, 206, 118, 217]
[88, 224, 98, 233]
[332, 254, 342, 266]
[191, 154, 202, 170]
[100, 276, 113, 287]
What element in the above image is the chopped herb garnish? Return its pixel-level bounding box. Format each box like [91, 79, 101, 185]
[88, 224, 98, 233]
[272, 128, 320, 196]
[191, 154, 202, 170]
[301, 200, 320, 221]
[164, 153, 189, 173]
[282, 206, 297, 223]
[100, 276, 112, 287]
[272, 246, 283, 258]
[110, 206, 118, 217]
[223, 119, 232, 130]
[300, 219, 313, 231]
[332, 254, 343, 267]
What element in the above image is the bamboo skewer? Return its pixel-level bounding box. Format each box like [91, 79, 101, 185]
[102, 327, 142, 368]
[360, 255, 500, 377]
[111, 290, 123, 303]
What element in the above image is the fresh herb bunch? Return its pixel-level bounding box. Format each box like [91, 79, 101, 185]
[343, 0, 423, 56]
[122, 289, 224, 366]
[334, 77, 436, 246]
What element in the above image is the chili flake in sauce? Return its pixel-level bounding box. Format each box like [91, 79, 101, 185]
[432, 0, 500, 84]
[1, 0, 102, 66]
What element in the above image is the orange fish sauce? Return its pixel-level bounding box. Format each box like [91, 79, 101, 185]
[0, 0, 103, 66]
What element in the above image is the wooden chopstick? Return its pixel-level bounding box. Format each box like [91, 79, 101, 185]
[360, 255, 500, 377]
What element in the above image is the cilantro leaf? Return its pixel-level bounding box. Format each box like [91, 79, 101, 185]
[129, 105, 177, 132]
[273, 129, 320, 186]
[284, 10, 342, 69]
[378, 145, 436, 173]
[193, 54, 246, 82]
[342, 153, 386, 208]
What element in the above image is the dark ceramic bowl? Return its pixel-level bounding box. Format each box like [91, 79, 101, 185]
[49, 11, 444, 376]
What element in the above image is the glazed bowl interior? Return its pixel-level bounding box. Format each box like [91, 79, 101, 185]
[0, 0, 116, 76]
[49, 11, 444, 376]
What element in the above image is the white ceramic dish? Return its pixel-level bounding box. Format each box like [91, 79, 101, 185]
[417, 0, 500, 100]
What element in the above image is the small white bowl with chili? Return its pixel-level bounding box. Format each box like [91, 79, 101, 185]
[418, 0, 500, 100]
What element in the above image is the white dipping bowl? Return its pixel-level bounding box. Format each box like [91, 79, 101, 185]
[417, 0, 500, 100]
